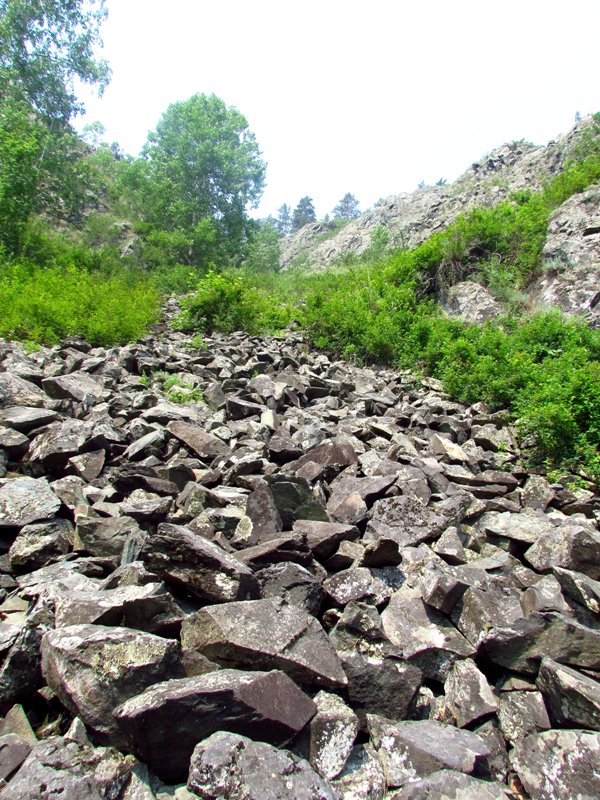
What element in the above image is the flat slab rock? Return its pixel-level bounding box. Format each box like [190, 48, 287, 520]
[181, 597, 347, 689]
[113, 668, 317, 783]
[187, 732, 340, 800]
[0, 477, 60, 529]
[511, 728, 600, 800]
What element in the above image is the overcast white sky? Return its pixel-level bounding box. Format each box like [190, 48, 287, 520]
[75, 0, 600, 220]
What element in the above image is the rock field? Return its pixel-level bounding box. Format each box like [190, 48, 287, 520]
[0, 311, 599, 799]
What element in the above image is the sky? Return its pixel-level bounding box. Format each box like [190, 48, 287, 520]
[74, 0, 600, 220]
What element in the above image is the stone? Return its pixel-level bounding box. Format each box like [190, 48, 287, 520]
[511, 729, 600, 800]
[0, 477, 60, 528]
[42, 372, 109, 404]
[181, 598, 347, 689]
[74, 515, 144, 562]
[41, 624, 184, 739]
[293, 519, 360, 560]
[477, 508, 555, 545]
[140, 523, 260, 603]
[442, 281, 502, 324]
[525, 520, 600, 579]
[381, 587, 475, 681]
[114, 669, 317, 783]
[537, 657, 600, 729]
[307, 691, 359, 780]
[443, 659, 498, 727]
[166, 421, 229, 459]
[0, 733, 32, 782]
[392, 769, 508, 799]
[553, 567, 600, 614]
[28, 419, 92, 471]
[244, 480, 283, 540]
[0, 735, 135, 800]
[264, 474, 329, 527]
[8, 518, 73, 572]
[0, 623, 47, 713]
[365, 496, 448, 548]
[331, 744, 387, 800]
[368, 715, 490, 788]
[257, 561, 324, 615]
[187, 732, 339, 800]
[497, 690, 551, 744]
[0, 406, 60, 433]
[0, 374, 45, 408]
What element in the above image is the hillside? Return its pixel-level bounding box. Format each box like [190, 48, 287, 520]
[281, 117, 600, 327]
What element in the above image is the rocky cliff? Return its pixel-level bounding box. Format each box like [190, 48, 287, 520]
[281, 117, 600, 327]
[0, 314, 599, 798]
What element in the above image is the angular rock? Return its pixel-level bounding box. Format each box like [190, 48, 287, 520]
[8, 518, 73, 572]
[74, 515, 144, 562]
[42, 372, 109, 405]
[444, 659, 498, 727]
[166, 420, 229, 460]
[368, 715, 490, 788]
[497, 690, 551, 744]
[331, 744, 387, 800]
[264, 474, 329, 527]
[42, 625, 184, 739]
[308, 691, 359, 780]
[537, 657, 600, 729]
[28, 419, 92, 471]
[257, 561, 324, 615]
[0, 374, 45, 408]
[140, 523, 259, 603]
[181, 597, 347, 689]
[187, 732, 339, 800]
[0, 406, 60, 433]
[525, 520, 600, 579]
[365, 496, 448, 548]
[114, 669, 317, 783]
[293, 519, 360, 560]
[511, 729, 600, 800]
[0, 477, 61, 529]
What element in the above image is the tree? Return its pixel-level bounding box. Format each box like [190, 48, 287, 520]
[292, 196, 316, 232]
[276, 203, 292, 236]
[333, 192, 360, 220]
[243, 220, 281, 273]
[0, 0, 110, 123]
[135, 93, 266, 266]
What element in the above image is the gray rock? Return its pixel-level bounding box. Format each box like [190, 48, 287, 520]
[307, 691, 359, 779]
[264, 474, 329, 527]
[443, 659, 498, 727]
[257, 561, 324, 615]
[0, 623, 47, 713]
[442, 281, 502, 324]
[166, 420, 229, 459]
[392, 769, 508, 799]
[114, 669, 317, 783]
[511, 729, 600, 800]
[8, 518, 73, 572]
[0, 406, 60, 433]
[497, 690, 551, 744]
[525, 521, 600, 579]
[0, 374, 45, 408]
[28, 419, 92, 471]
[0, 477, 60, 528]
[0, 734, 32, 782]
[181, 598, 347, 689]
[140, 523, 260, 603]
[293, 519, 360, 560]
[42, 372, 109, 405]
[331, 744, 387, 800]
[365, 496, 448, 548]
[187, 732, 340, 800]
[74, 515, 144, 562]
[0, 735, 135, 800]
[368, 715, 490, 788]
[537, 657, 600, 729]
[41, 624, 184, 739]
[554, 566, 600, 613]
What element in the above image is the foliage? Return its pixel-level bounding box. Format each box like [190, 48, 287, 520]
[276, 204, 292, 236]
[143, 371, 204, 404]
[0, 0, 110, 122]
[0, 258, 159, 345]
[291, 196, 316, 231]
[242, 220, 281, 273]
[333, 192, 360, 220]
[132, 93, 266, 267]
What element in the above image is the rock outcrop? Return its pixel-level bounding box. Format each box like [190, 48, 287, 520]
[0, 319, 598, 797]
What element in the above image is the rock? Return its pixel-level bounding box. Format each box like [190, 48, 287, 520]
[525, 520, 600, 579]
[381, 587, 475, 681]
[187, 732, 340, 800]
[0, 623, 48, 713]
[0, 735, 135, 800]
[368, 715, 491, 788]
[140, 523, 260, 603]
[554, 566, 600, 614]
[443, 659, 498, 727]
[442, 281, 502, 324]
[497, 690, 551, 744]
[28, 419, 92, 471]
[0, 374, 45, 408]
[264, 474, 329, 527]
[392, 769, 508, 799]
[74, 515, 144, 562]
[537, 657, 600, 729]
[0, 406, 60, 433]
[331, 745, 387, 800]
[308, 691, 359, 779]
[323, 567, 391, 607]
[0, 734, 32, 782]
[0, 477, 61, 528]
[166, 421, 229, 460]
[42, 372, 109, 405]
[41, 624, 184, 739]
[8, 518, 73, 572]
[293, 519, 360, 560]
[181, 598, 347, 689]
[114, 669, 317, 783]
[511, 729, 600, 800]
[257, 561, 324, 615]
[365, 496, 448, 548]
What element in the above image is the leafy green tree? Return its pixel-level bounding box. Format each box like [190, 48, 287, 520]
[135, 93, 266, 266]
[243, 220, 281, 273]
[0, 0, 110, 123]
[276, 203, 292, 236]
[333, 192, 360, 220]
[292, 196, 316, 232]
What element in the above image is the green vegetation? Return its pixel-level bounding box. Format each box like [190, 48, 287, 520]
[0, 3, 598, 482]
[141, 371, 204, 404]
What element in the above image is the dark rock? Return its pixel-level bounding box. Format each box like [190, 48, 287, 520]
[0, 735, 135, 800]
[293, 519, 360, 560]
[392, 770, 508, 799]
[0, 733, 32, 782]
[8, 518, 73, 572]
[525, 520, 600, 579]
[444, 659, 498, 727]
[365, 496, 448, 548]
[497, 690, 551, 744]
[511, 729, 600, 800]
[74, 515, 144, 562]
[28, 419, 92, 471]
[0, 477, 61, 528]
[187, 732, 339, 800]
[537, 656, 600, 729]
[257, 561, 324, 615]
[166, 420, 229, 459]
[42, 372, 109, 405]
[181, 597, 347, 689]
[41, 624, 184, 740]
[0, 406, 60, 433]
[264, 474, 328, 527]
[307, 691, 358, 780]
[114, 669, 317, 783]
[140, 523, 260, 602]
